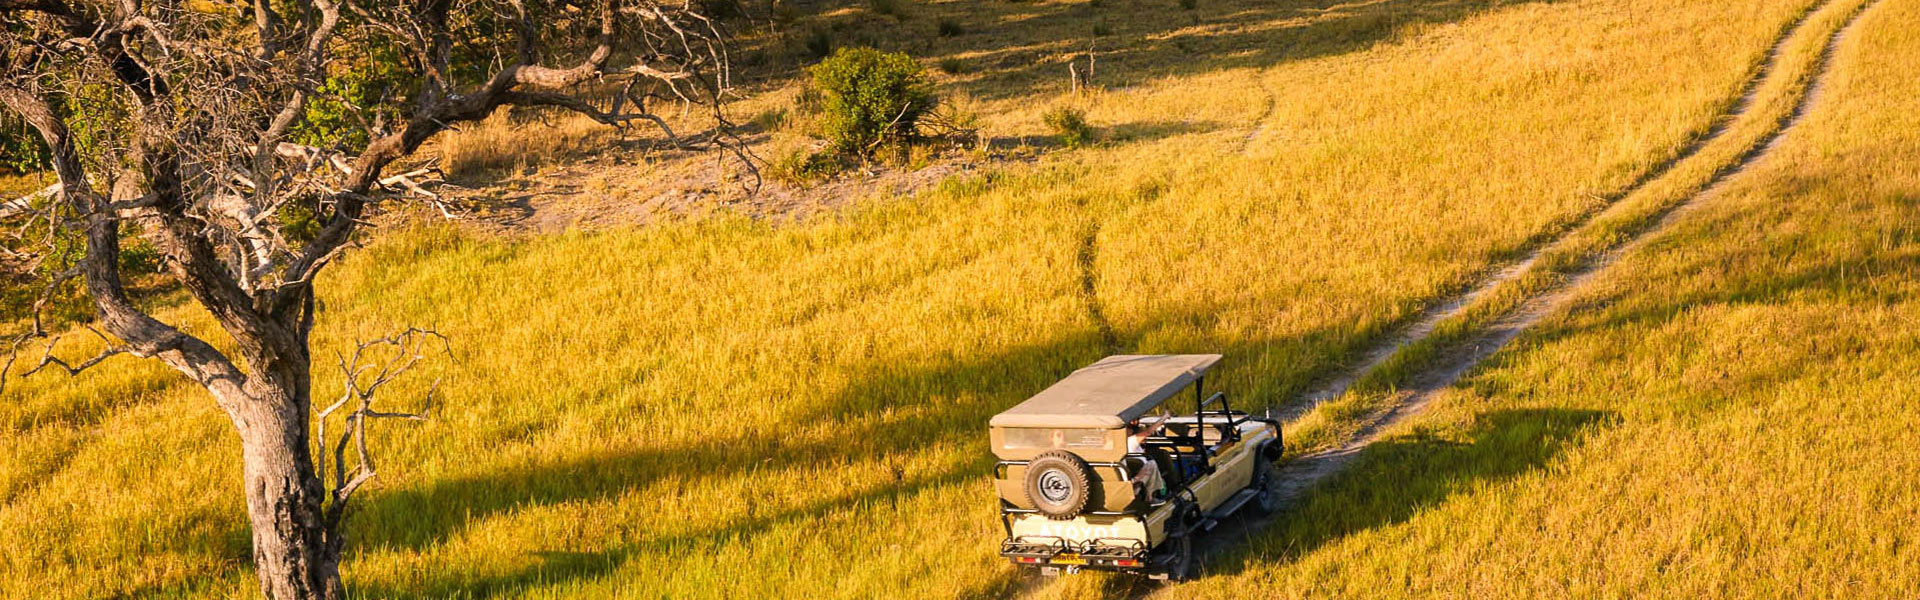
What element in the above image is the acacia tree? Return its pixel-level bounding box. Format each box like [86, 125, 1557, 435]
[0, 1, 740, 598]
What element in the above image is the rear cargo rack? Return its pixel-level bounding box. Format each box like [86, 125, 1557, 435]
[1000, 535, 1149, 561]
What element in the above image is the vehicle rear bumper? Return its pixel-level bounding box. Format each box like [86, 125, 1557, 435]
[1001, 537, 1151, 570]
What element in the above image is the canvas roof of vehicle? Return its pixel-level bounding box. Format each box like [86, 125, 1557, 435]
[988, 354, 1223, 429]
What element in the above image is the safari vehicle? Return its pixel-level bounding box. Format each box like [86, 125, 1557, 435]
[990, 354, 1283, 580]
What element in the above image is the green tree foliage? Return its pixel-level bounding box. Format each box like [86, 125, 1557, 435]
[295, 44, 412, 152]
[0, 82, 125, 175]
[809, 47, 936, 156]
[0, 114, 48, 174]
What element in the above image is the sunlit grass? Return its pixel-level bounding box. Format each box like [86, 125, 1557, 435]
[1160, 0, 1920, 596]
[0, 171, 52, 198]
[1279, 0, 1876, 457]
[0, 0, 1844, 597]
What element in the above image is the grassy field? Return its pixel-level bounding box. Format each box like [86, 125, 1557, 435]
[1142, 0, 1920, 596]
[0, 172, 51, 198]
[1274, 0, 1875, 456]
[1, 0, 1890, 597]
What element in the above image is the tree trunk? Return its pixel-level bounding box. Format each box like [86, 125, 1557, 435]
[221, 369, 343, 600]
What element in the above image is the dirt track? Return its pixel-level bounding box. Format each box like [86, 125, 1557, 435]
[1004, 0, 1881, 595]
[1154, 0, 1886, 592]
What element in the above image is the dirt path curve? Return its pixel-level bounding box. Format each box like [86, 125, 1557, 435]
[1237, 77, 1280, 154]
[1271, 0, 1838, 424]
[1161, 0, 1883, 591]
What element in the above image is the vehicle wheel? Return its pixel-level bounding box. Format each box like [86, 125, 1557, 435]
[1025, 450, 1096, 520]
[1249, 447, 1284, 515]
[1152, 530, 1198, 580]
[1157, 498, 1200, 582]
[1167, 533, 1195, 581]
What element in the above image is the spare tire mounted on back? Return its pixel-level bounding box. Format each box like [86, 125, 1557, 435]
[1026, 449, 1097, 520]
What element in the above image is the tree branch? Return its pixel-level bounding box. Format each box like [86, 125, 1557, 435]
[318, 327, 450, 529]
[19, 327, 129, 378]
[0, 62, 249, 402]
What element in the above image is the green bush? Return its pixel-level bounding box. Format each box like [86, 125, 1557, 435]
[810, 48, 937, 157]
[1043, 106, 1094, 148]
[937, 18, 965, 37]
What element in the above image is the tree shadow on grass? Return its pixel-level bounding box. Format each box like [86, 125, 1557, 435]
[347, 458, 998, 599]
[341, 301, 1384, 597]
[1535, 193, 1920, 347]
[1198, 408, 1616, 581]
[988, 119, 1227, 150]
[340, 326, 1136, 598]
[776, 0, 1565, 101]
[346, 328, 1113, 550]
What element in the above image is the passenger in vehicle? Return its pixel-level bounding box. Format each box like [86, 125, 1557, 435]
[1128, 419, 1168, 501]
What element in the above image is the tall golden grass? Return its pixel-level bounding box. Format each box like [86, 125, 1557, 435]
[0, 0, 1863, 597]
[1145, 0, 1920, 596]
[1277, 0, 1876, 458]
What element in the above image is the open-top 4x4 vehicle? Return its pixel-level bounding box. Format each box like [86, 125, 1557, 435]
[990, 354, 1283, 580]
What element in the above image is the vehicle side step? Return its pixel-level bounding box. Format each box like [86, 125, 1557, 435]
[1209, 489, 1261, 520]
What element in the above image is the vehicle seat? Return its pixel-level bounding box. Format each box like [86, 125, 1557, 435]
[1143, 440, 1209, 486]
[1144, 446, 1178, 489]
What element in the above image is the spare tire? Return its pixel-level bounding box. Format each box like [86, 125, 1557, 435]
[1025, 450, 1097, 520]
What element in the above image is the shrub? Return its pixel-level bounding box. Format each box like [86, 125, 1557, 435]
[1043, 106, 1094, 148]
[1092, 22, 1112, 36]
[937, 18, 965, 36]
[1178, 0, 1196, 10]
[296, 45, 409, 152]
[810, 48, 938, 157]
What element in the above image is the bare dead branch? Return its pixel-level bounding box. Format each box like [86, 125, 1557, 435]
[19, 327, 130, 378]
[1, 182, 60, 218]
[317, 327, 451, 529]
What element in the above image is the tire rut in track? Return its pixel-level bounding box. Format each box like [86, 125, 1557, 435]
[1272, 0, 1838, 424]
[1156, 0, 1883, 592]
[1010, 1, 1875, 596]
